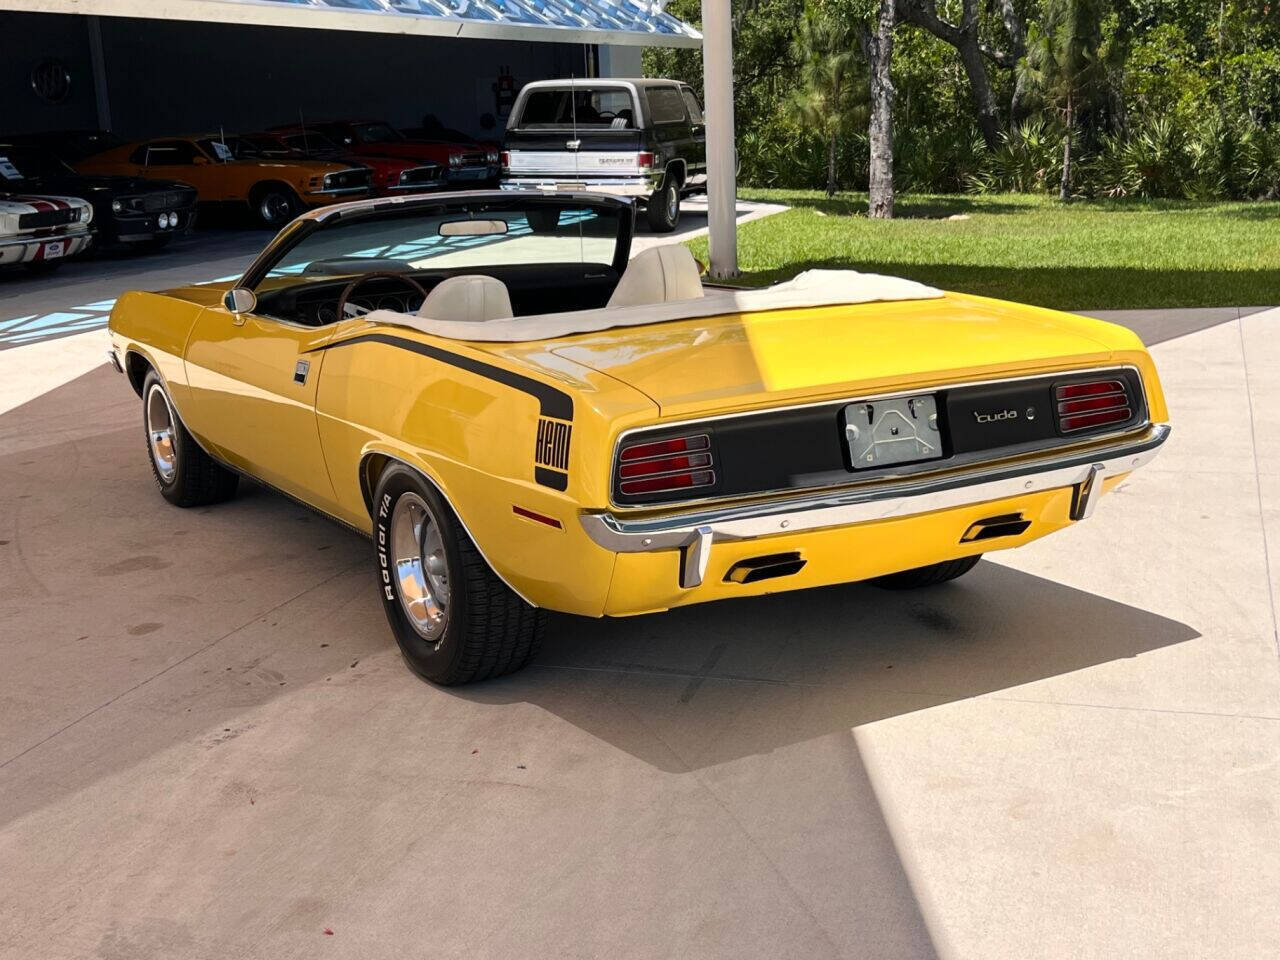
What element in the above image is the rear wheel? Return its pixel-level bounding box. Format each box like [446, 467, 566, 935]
[373, 464, 545, 685]
[142, 370, 239, 507]
[869, 555, 982, 590]
[250, 183, 300, 228]
[646, 180, 680, 233]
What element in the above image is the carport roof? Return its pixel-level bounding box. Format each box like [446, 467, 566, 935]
[14, 0, 703, 47]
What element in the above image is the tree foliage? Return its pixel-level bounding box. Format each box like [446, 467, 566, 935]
[643, 0, 1280, 200]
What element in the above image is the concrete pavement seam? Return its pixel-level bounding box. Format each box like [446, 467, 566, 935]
[988, 695, 1280, 723]
[1235, 311, 1280, 670]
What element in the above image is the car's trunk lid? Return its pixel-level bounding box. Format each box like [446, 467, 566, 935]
[548, 293, 1118, 418]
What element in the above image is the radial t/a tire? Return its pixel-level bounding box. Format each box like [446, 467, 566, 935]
[373, 464, 545, 685]
[141, 370, 239, 507]
[868, 555, 982, 590]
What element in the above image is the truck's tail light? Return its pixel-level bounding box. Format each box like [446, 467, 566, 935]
[617, 434, 714, 497]
[636, 151, 654, 171]
[1056, 379, 1131, 433]
[500, 151, 510, 169]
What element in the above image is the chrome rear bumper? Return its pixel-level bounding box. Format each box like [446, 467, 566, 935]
[580, 423, 1171, 589]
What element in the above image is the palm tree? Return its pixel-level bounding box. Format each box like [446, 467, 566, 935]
[791, 9, 866, 197]
[1019, 0, 1105, 200]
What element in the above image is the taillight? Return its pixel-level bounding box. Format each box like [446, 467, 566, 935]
[500, 151, 510, 169]
[636, 151, 654, 171]
[616, 434, 714, 497]
[1056, 379, 1131, 433]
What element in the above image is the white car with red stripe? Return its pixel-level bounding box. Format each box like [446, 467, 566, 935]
[0, 191, 93, 268]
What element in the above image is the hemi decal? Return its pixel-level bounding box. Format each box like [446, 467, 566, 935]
[308, 333, 573, 420]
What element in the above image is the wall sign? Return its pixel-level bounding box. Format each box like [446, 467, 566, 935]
[30, 58, 72, 104]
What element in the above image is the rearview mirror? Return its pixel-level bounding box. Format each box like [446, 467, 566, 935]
[223, 288, 257, 314]
[439, 219, 508, 237]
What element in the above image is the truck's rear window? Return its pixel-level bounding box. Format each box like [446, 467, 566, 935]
[516, 88, 636, 129]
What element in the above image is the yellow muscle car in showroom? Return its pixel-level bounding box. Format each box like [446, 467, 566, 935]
[107, 192, 1170, 685]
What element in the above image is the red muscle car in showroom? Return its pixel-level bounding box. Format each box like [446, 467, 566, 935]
[248, 129, 445, 196]
[285, 120, 496, 184]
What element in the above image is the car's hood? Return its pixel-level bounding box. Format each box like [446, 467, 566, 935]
[17, 174, 194, 198]
[549, 291, 1127, 418]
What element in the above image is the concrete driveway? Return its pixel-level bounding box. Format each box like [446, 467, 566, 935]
[0, 288, 1277, 956]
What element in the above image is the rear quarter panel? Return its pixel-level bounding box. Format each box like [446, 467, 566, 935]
[313, 323, 657, 616]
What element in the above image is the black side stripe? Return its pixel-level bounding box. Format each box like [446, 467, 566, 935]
[309, 332, 574, 421]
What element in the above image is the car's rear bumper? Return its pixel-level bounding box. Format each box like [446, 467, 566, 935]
[500, 175, 657, 198]
[582, 423, 1171, 591]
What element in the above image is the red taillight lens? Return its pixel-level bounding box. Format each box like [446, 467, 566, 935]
[1057, 380, 1124, 400]
[636, 151, 654, 171]
[620, 471, 715, 495]
[619, 435, 709, 462]
[1056, 379, 1131, 433]
[500, 151, 510, 169]
[616, 434, 715, 497]
[619, 453, 712, 479]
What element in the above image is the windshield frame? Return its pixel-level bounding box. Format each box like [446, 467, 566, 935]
[236, 191, 635, 293]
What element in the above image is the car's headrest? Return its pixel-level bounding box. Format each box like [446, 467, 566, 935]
[417, 274, 513, 323]
[607, 244, 705, 309]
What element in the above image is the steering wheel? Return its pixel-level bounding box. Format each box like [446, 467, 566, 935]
[335, 272, 430, 321]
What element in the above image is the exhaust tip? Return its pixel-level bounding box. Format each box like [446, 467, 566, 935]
[724, 552, 806, 585]
[961, 513, 1032, 543]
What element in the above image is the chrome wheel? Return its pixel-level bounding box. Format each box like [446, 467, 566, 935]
[145, 383, 177, 483]
[259, 191, 293, 224]
[665, 184, 678, 221]
[391, 492, 451, 644]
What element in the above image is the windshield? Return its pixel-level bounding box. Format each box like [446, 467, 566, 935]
[353, 122, 402, 144]
[0, 146, 73, 180]
[259, 198, 626, 282]
[516, 88, 637, 129]
[281, 132, 339, 152]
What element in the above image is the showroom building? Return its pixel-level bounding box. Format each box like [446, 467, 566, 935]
[0, 0, 702, 142]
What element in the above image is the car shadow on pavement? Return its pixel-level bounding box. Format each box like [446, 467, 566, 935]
[449, 567, 1196, 959]
[457, 566, 1199, 773]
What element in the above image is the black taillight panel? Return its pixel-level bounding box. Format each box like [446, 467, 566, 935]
[611, 369, 1149, 507]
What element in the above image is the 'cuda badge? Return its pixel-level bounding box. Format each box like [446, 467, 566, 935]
[974, 409, 1017, 424]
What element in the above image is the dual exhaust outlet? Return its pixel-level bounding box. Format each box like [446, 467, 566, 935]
[719, 512, 1032, 586]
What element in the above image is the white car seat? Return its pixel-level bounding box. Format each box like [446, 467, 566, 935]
[607, 244, 705, 309]
[417, 275, 514, 323]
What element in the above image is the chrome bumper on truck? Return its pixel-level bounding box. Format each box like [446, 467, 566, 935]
[581, 423, 1171, 589]
[500, 175, 659, 198]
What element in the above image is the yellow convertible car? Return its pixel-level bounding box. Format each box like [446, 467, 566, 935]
[107, 192, 1170, 684]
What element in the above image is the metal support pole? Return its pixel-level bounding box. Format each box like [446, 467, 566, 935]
[699, 0, 737, 279]
[87, 15, 112, 131]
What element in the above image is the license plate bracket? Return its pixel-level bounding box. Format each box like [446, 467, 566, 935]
[843, 394, 943, 470]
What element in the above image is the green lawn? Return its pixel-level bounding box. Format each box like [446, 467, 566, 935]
[685, 191, 1280, 310]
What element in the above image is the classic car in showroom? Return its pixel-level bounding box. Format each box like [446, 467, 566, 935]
[0, 188, 93, 271]
[248, 129, 446, 196]
[0, 140, 197, 249]
[106, 191, 1170, 685]
[77, 135, 373, 227]
[289, 120, 497, 184]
